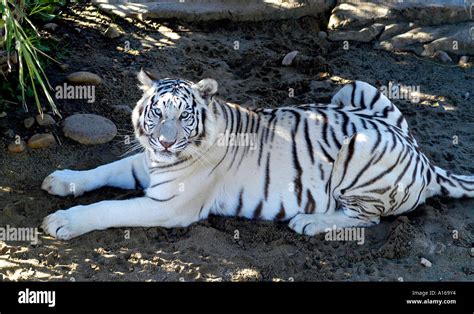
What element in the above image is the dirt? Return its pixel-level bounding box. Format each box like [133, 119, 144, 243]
[0, 4, 473, 282]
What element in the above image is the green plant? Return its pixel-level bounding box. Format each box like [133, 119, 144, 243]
[1, 0, 64, 115]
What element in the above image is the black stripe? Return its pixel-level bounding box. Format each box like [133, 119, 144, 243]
[131, 166, 143, 189]
[318, 143, 335, 163]
[275, 203, 286, 220]
[350, 82, 356, 107]
[264, 152, 271, 200]
[149, 179, 174, 188]
[235, 189, 244, 216]
[369, 90, 381, 110]
[304, 189, 316, 214]
[291, 112, 303, 206]
[253, 200, 263, 219]
[146, 194, 177, 202]
[359, 88, 366, 109]
[303, 119, 315, 164]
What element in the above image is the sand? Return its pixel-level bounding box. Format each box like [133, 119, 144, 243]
[0, 5, 473, 281]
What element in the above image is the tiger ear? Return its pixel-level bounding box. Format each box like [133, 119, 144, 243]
[192, 78, 218, 100]
[137, 69, 158, 91]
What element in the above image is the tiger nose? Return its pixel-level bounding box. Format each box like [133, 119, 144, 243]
[159, 137, 176, 149]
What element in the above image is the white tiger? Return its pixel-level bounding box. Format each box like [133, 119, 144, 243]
[41, 70, 474, 240]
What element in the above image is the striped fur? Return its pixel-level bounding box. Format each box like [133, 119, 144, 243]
[41, 72, 474, 240]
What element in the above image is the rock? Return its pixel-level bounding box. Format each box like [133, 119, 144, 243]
[27, 133, 56, 149]
[93, 0, 335, 22]
[420, 257, 432, 268]
[459, 56, 470, 67]
[421, 24, 474, 57]
[24, 117, 35, 129]
[318, 31, 328, 39]
[63, 114, 117, 145]
[470, 248, 474, 257]
[328, 23, 385, 43]
[59, 63, 69, 71]
[35, 113, 56, 126]
[0, 112, 6, 118]
[379, 23, 411, 41]
[66, 71, 102, 85]
[376, 23, 474, 57]
[329, 1, 471, 31]
[282, 51, 299, 66]
[434, 50, 452, 63]
[43, 23, 58, 31]
[104, 26, 123, 39]
[74, 28, 81, 33]
[330, 1, 474, 57]
[8, 139, 26, 153]
[111, 105, 133, 114]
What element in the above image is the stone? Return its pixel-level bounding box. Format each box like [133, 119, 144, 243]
[434, 50, 452, 63]
[27, 133, 56, 149]
[8, 139, 26, 153]
[329, 1, 474, 57]
[104, 25, 123, 39]
[282, 51, 299, 66]
[59, 63, 69, 71]
[24, 117, 35, 129]
[420, 257, 432, 268]
[421, 23, 474, 57]
[459, 56, 470, 67]
[43, 23, 58, 31]
[35, 113, 56, 126]
[66, 71, 102, 85]
[62, 114, 117, 145]
[379, 23, 411, 41]
[328, 23, 385, 43]
[111, 105, 133, 114]
[375, 23, 474, 56]
[92, 0, 336, 21]
[329, 1, 471, 31]
[318, 31, 328, 39]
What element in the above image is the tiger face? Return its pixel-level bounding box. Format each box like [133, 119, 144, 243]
[132, 70, 218, 163]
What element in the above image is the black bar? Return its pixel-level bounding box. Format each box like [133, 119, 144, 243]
[0, 282, 472, 313]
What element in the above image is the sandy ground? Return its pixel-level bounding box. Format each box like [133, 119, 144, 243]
[0, 5, 473, 281]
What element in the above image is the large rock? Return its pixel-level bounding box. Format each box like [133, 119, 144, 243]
[62, 114, 117, 145]
[328, 0, 474, 57]
[375, 23, 474, 57]
[329, 0, 472, 30]
[92, 0, 336, 21]
[328, 23, 385, 42]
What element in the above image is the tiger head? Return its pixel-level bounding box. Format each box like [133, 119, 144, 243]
[132, 70, 218, 164]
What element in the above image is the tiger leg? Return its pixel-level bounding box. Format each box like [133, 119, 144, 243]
[290, 130, 397, 235]
[289, 209, 379, 236]
[42, 196, 200, 240]
[41, 153, 149, 197]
